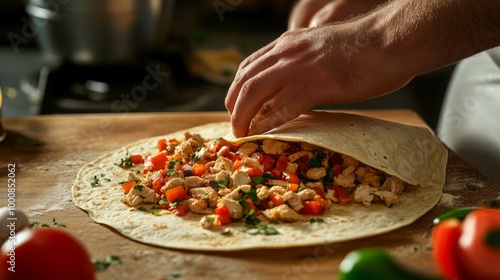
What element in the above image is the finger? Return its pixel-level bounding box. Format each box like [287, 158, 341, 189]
[247, 96, 311, 136]
[225, 40, 278, 114]
[230, 66, 285, 137]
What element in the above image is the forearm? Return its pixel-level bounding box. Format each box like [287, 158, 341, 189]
[365, 0, 500, 76]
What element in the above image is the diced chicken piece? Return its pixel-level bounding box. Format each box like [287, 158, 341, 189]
[381, 176, 405, 194]
[205, 170, 230, 185]
[341, 155, 359, 169]
[189, 187, 219, 207]
[268, 185, 287, 195]
[267, 179, 289, 188]
[225, 184, 252, 200]
[237, 142, 259, 156]
[375, 190, 399, 206]
[217, 188, 232, 197]
[200, 215, 215, 229]
[283, 191, 304, 212]
[184, 176, 206, 189]
[334, 165, 357, 188]
[127, 171, 142, 182]
[121, 185, 159, 207]
[326, 189, 338, 203]
[299, 142, 314, 152]
[355, 167, 382, 188]
[297, 189, 317, 201]
[353, 184, 377, 207]
[231, 169, 251, 188]
[175, 139, 198, 162]
[285, 162, 298, 174]
[192, 147, 212, 165]
[306, 167, 327, 180]
[288, 151, 313, 163]
[305, 181, 323, 190]
[262, 139, 290, 155]
[210, 157, 234, 173]
[216, 145, 231, 157]
[262, 204, 303, 222]
[241, 157, 264, 172]
[184, 132, 205, 144]
[219, 197, 243, 219]
[186, 198, 212, 214]
[161, 177, 185, 193]
[256, 185, 270, 200]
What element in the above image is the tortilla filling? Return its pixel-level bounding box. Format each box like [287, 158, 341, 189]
[118, 132, 406, 229]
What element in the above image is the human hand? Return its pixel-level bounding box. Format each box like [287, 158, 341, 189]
[225, 21, 414, 137]
[288, 0, 387, 30]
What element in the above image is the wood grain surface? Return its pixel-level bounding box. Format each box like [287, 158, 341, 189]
[0, 110, 498, 280]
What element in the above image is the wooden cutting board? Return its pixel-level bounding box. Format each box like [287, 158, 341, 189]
[1, 110, 498, 280]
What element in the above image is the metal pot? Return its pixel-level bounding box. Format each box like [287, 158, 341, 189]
[26, 0, 175, 66]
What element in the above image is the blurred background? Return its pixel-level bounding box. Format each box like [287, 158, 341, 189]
[0, 0, 454, 129]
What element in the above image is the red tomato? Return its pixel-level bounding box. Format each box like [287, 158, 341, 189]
[0, 228, 95, 280]
[458, 208, 500, 280]
[301, 201, 323, 215]
[327, 186, 352, 205]
[261, 155, 276, 172]
[214, 214, 231, 226]
[169, 203, 189, 216]
[129, 154, 144, 165]
[191, 163, 207, 176]
[165, 186, 188, 203]
[271, 154, 288, 178]
[215, 204, 230, 216]
[157, 138, 167, 151]
[432, 219, 467, 280]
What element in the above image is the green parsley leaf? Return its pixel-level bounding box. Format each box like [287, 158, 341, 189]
[137, 206, 147, 212]
[309, 218, 324, 223]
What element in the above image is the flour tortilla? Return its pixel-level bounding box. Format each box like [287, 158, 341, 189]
[72, 111, 447, 251]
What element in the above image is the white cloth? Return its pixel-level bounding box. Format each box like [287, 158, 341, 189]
[437, 49, 500, 184]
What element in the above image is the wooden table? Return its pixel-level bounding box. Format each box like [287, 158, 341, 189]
[1, 110, 498, 280]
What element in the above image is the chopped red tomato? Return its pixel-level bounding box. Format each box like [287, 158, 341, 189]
[301, 200, 323, 215]
[313, 188, 327, 200]
[233, 159, 242, 170]
[157, 138, 167, 151]
[272, 154, 288, 178]
[245, 165, 264, 177]
[268, 192, 285, 207]
[148, 151, 168, 171]
[169, 203, 189, 216]
[191, 163, 207, 176]
[214, 204, 231, 225]
[261, 154, 276, 172]
[250, 152, 264, 163]
[284, 171, 300, 184]
[327, 186, 352, 205]
[214, 214, 231, 226]
[152, 177, 163, 195]
[165, 186, 188, 203]
[215, 204, 230, 216]
[331, 164, 342, 178]
[130, 154, 144, 165]
[120, 180, 137, 194]
[244, 198, 258, 213]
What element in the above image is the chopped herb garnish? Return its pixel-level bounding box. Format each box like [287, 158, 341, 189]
[91, 175, 100, 187]
[221, 228, 231, 235]
[152, 210, 161, 216]
[166, 160, 180, 176]
[346, 187, 354, 194]
[309, 218, 324, 223]
[93, 255, 122, 272]
[244, 224, 279, 235]
[170, 199, 183, 206]
[30, 218, 66, 228]
[114, 155, 133, 168]
[138, 206, 147, 212]
[134, 185, 144, 191]
[205, 216, 215, 223]
[139, 195, 146, 200]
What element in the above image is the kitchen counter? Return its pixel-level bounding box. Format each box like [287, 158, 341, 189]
[1, 109, 498, 280]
